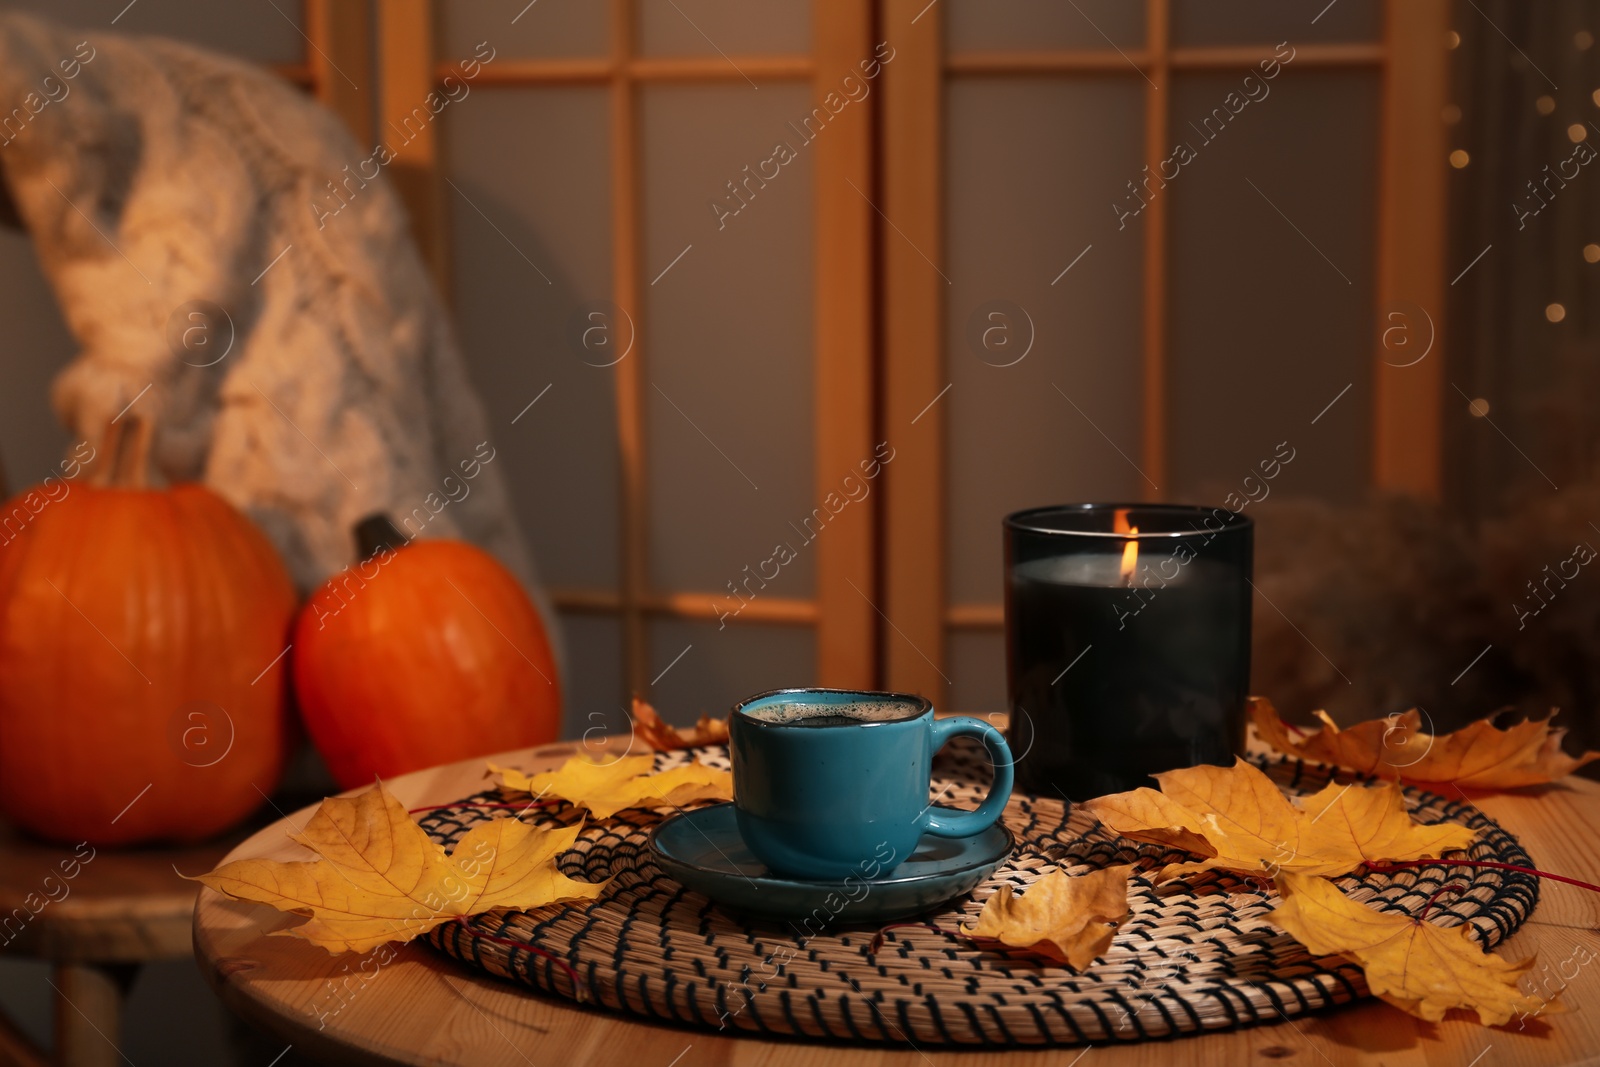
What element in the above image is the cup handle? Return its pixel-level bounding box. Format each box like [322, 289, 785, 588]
[919, 716, 1015, 839]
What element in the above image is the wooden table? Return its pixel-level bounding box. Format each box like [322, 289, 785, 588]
[194, 741, 1600, 1066]
[0, 821, 243, 1067]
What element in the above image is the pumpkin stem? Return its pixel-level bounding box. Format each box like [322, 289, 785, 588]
[355, 513, 410, 563]
[94, 414, 153, 489]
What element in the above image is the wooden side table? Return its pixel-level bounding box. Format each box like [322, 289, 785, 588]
[193, 740, 1600, 1066]
[0, 821, 240, 1067]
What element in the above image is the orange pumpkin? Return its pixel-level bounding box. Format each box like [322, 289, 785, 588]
[293, 516, 561, 788]
[0, 423, 297, 845]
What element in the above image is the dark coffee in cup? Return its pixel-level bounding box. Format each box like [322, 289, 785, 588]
[739, 699, 923, 727]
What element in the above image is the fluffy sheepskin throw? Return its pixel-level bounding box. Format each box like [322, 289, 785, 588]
[0, 13, 542, 603]
[1251, 490, 1600, 758]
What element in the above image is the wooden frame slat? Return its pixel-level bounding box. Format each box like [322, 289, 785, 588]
[306, 0, 374, 145]
[946, 604, 1004, 629]
[810, 0, 878, 688]
[443, 57, 615, 85]
[447, 56, 813, 87]
[946, 50, 1152, 74]
[429, 45, 1384, 91]
[880, 0, 948, 700]
[1373, 0, 1447, 497]
[273, 63, 316, 88]
[1169, 42, 1384, 69]
[1140, 0, 1171, 496]
[945, 42, 1384, 76]
[553, 589, 818, 625]
[378, 0, 447, 295]
[608, 0, 650, 695]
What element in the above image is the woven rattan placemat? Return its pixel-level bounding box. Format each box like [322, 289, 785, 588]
[420, 743, 1538, 1047]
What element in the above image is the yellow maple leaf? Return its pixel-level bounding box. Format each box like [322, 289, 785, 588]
[962, 866, 1134, 969]
[492, 754, 733, 819]
[1270, 871, 1555, 1025]
[1250, 697, 1600, 790]
[1080, 758, 1474, 881]
[194, 782, 606, 954]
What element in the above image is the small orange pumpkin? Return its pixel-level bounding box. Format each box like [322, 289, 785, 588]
[293, 515, 561, 788]
[0, 420, 297, 845]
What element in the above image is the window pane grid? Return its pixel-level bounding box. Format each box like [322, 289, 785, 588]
[376, 1, 1434, 712]
[415, 0, 863, 706]
[883, 1, 1441, 719]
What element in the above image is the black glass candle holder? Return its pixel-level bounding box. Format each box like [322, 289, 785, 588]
[1003, 503, 1253, 801]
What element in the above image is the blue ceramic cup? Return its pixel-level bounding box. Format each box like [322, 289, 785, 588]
[729, 688, 1014, 880]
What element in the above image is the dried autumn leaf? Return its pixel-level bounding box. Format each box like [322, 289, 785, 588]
[492, 754, 733, 819]
[1270, 871, 1554, 1025]
[629, 698, 685, 750]
[962, 866, 1134, 969]
[1250, 697, 1600, 790]
[630, 696, 730, 750]
[1081, 758, 1474, 881]
[194, 782, 605, 953]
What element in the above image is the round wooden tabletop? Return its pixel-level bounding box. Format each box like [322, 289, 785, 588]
[194, 742, 1600, 1066]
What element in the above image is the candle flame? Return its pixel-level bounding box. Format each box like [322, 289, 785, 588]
[1112, 508, 1138, 584]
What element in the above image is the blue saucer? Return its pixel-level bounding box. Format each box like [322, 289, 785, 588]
[647, 803, 1014, 923]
